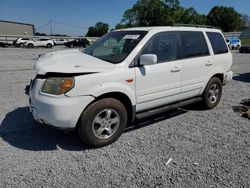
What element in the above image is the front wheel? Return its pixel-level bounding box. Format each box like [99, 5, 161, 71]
[77, 98, 127, 147]
[201, 77, 222, 109]
[47, 43, 52, 48]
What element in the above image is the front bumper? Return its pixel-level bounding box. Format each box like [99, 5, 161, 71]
[29, 79, 95, 128]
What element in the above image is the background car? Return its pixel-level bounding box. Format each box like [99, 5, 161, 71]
[13, 37, 32, 47]
[25, 38, 54, 48]
[239, 45, 250, 53]
[226, 39, 231, 48]
[0, 42, 10, 47]
[230, 39, 241, 50]
[53, 39, 67, 45]
[64, 38, 90, 48]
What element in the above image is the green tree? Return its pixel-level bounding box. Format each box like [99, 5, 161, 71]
[207, 6, 243, 31]
[119, 0, 180, 27]
[175, 7, 206, 25]
[117, 0, 206, 28]
[86, 22, 109, 37]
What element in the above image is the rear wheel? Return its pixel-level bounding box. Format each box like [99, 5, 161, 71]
[28, 43, 34, 48]
[201, 77, 222, 109]
[77, 98, 127, 147]
[69, 43, 74, 48]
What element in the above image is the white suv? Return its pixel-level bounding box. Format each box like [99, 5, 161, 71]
[25, 38, 54, 48]
[13, 37, 32, 47]
[28, 26, 233, 147]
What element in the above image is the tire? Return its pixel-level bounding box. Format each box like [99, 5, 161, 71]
[77, 98, 127, 147]
[201, 77, 222, 109]
[20, 43, 24, 47]
[69, 43, 74, 48]
[28, 43, 34, 48]
[47, 43, 52, 48]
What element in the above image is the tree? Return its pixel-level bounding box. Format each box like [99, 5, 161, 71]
[86, 22, 109, 37]
[117, 0, 206, 28]
[207, 6, 243, 32]
[175, 7, 206, 25]
[119, 0, 180, 27]
[241, 14, 250, 28]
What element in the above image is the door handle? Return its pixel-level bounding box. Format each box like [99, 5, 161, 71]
[171, 67, 181, 72]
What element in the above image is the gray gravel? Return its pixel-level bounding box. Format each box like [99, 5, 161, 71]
[0, 46, 249, 188]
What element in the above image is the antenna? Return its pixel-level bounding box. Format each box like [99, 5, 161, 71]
[49, 20, 53, 35]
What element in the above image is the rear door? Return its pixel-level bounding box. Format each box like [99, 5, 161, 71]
[179, 31, 212, 100]
[135, 31, 182, 112]
[40, 39, 48, 46]
[206, 32, 231, 72]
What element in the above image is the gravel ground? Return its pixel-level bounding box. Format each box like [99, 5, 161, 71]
[0, 46, 249, 188]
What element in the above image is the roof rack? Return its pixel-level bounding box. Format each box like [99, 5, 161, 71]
[174, 24, 216, 29]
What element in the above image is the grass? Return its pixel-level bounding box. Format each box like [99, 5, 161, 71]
[241, 38, 250, 45]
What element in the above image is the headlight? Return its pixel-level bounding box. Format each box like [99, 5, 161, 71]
[42, 77, 74, 95]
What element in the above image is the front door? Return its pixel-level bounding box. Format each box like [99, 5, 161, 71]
[135, 31, 182, 112]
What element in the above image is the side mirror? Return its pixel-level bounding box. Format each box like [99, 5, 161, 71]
[139, 54, 157, 66]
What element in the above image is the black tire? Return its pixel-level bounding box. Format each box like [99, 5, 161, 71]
[20, 43, 24, 47]
[28, 43, 34, 48]
[47, 43, 52, 48]
[201, 77, 222, 109]
[77, 98, 127, 147]
[69, 43, 74, 48]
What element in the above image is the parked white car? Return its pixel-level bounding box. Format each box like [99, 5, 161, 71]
[27, 26, 233, 147]
[229, 39, 241, 50]
[13, 37, 32, 47]
[53, 39, 67, 45]
[25, 38, 54, 48]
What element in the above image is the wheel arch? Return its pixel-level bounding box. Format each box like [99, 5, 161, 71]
[201, 73, 224, 94]
[94, 92, 135, 127]
[212, 73, 224, 84]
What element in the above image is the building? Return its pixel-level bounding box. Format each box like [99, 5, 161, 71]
[0, 20, 34, 35]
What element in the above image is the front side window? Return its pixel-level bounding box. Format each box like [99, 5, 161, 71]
[206, 32, 228, 55]
[141, 31, 180, 63]
[180, 31, 209, 58]
[84, 31, 147, 64]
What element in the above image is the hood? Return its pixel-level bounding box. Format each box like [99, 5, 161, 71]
[35, 49, 115, 75]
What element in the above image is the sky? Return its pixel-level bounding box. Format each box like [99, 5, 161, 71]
[0, 0, 249, 36]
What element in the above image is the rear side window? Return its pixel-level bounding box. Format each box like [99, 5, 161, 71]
[141, 31, 180, 63]
[180, 31, 209, 58]
[206, 32, 228, 54]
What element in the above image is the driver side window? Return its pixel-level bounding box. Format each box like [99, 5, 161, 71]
[141, 32, 180, 63]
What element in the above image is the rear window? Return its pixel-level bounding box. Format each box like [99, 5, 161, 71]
[180, 31, 209, 58]
[206, 32, 228, 55]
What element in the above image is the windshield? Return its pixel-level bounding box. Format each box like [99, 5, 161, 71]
[84, 31, 148, 64]
[231, 39, 239, 43]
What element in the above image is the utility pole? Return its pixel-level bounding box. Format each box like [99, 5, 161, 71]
[49, 20, 53, 36]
